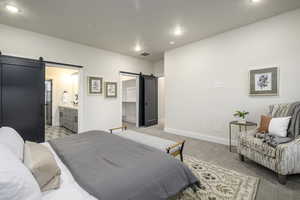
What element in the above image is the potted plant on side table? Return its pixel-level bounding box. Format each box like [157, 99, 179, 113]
[234, 111, 249, 124]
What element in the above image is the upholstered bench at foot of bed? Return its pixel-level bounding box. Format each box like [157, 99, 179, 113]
[109, 126, 185, 162]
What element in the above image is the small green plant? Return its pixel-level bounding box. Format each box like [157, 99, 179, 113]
[233, 111, 249, 119]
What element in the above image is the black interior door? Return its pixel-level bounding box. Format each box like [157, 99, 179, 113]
[0, 55, 45, 142]
[138, 75, 144, 127]
[143, 75, 158, 126]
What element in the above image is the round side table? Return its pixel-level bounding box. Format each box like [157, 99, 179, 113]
[229, 121, 257, 152]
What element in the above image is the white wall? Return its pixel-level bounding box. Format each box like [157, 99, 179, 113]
[153, 59, 164, 77]
[164, 9, 300, 144]
[154, 60, 165, 124]
[158, 77, 165, 123]
[0, 24, 153, 132]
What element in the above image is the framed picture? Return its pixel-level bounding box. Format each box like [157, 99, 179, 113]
[105, 82, 117, 97]
[88, 76, 103, 95]
[249, 67, 279, 96]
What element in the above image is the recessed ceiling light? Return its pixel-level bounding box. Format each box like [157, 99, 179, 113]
[173, 26, 183, 36]
[5, 5, 19, 14]
[170, 41, 175, 45]
[251, 0, 261, 3]
[134, 44, 142, 52]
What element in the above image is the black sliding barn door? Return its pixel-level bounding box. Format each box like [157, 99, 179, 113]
[139, 75, 158, 127]
[0, 55, 45, 142]
[138, 75, 145, 127]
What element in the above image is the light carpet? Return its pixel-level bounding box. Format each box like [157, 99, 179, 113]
[177, 156, 259, 200]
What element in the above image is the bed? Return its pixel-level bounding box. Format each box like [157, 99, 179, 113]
[0, 127, 199, 200]
[41, 143, 97, 200]
[47, 130, 200, 200]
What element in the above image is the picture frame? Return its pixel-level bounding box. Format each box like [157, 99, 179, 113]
[105, 82, 117, 97]
[249, 67, 279, 96]
[88, 76, 103, 95]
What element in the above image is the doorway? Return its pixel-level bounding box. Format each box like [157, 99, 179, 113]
[120, 73, 140, 128]
[45, 66, 80, 141]
[120, 72, 159, 129]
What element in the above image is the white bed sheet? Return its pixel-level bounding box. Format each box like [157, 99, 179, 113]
[41, 143, 97, 200]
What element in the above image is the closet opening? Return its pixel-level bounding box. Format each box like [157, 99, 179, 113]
[120, 71, 159, 129]
[120, 73, 140, 128]
[45, 65, 80, 141]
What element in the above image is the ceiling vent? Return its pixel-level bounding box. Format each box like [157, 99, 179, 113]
[140, 52, 150, 56]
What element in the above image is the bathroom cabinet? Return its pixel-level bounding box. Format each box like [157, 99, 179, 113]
[59, 106, 78, 133]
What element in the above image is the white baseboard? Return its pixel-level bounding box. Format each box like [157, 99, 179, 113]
[164, 127, 234, 146]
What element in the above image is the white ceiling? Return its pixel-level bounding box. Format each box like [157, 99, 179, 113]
[0, 0, 300, 61]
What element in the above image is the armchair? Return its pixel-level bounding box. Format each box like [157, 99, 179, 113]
[237, 102, 300, 184]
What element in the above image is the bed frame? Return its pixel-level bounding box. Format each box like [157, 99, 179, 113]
[109, 126, 186, 162]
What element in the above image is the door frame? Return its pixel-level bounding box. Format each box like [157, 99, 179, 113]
[119, 72, 140, 128]
[45, 79, 53, 126]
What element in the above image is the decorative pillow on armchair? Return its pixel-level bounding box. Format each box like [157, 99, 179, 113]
[258, 115, 272, 133]
[268, 117, 291, 137]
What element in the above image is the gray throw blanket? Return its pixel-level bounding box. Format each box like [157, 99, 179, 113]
[287, 102, 300, 138]
[269, 101, 300, 138]
[256, 133, 293, 148]
[49, 131, 199, 200]
[259, 102, 300, 147]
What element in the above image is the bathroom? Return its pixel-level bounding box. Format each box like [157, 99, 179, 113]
[45, 66, 79, 141]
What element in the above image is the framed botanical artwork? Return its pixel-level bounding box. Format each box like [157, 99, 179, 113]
[105, 82, 117, 97]
[88, 76, 103, 95]
[249, 67, 279, 96]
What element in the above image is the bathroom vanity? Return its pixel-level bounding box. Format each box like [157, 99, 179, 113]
[59, 105, 78, 133]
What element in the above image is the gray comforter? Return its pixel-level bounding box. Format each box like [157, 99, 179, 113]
[49, 131, 199, 200]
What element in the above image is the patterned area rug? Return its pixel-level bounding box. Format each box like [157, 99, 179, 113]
[176, 156, 259, 200]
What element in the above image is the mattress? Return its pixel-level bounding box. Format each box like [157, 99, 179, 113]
[41, 143, 96, 200]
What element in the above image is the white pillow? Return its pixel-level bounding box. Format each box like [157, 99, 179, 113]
[268, 117, 291, 137]
[0, 127, 24, 160]
[0, 144, 42, 200]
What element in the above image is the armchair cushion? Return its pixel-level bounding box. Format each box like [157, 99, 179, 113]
[238, 130, 276, 158]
